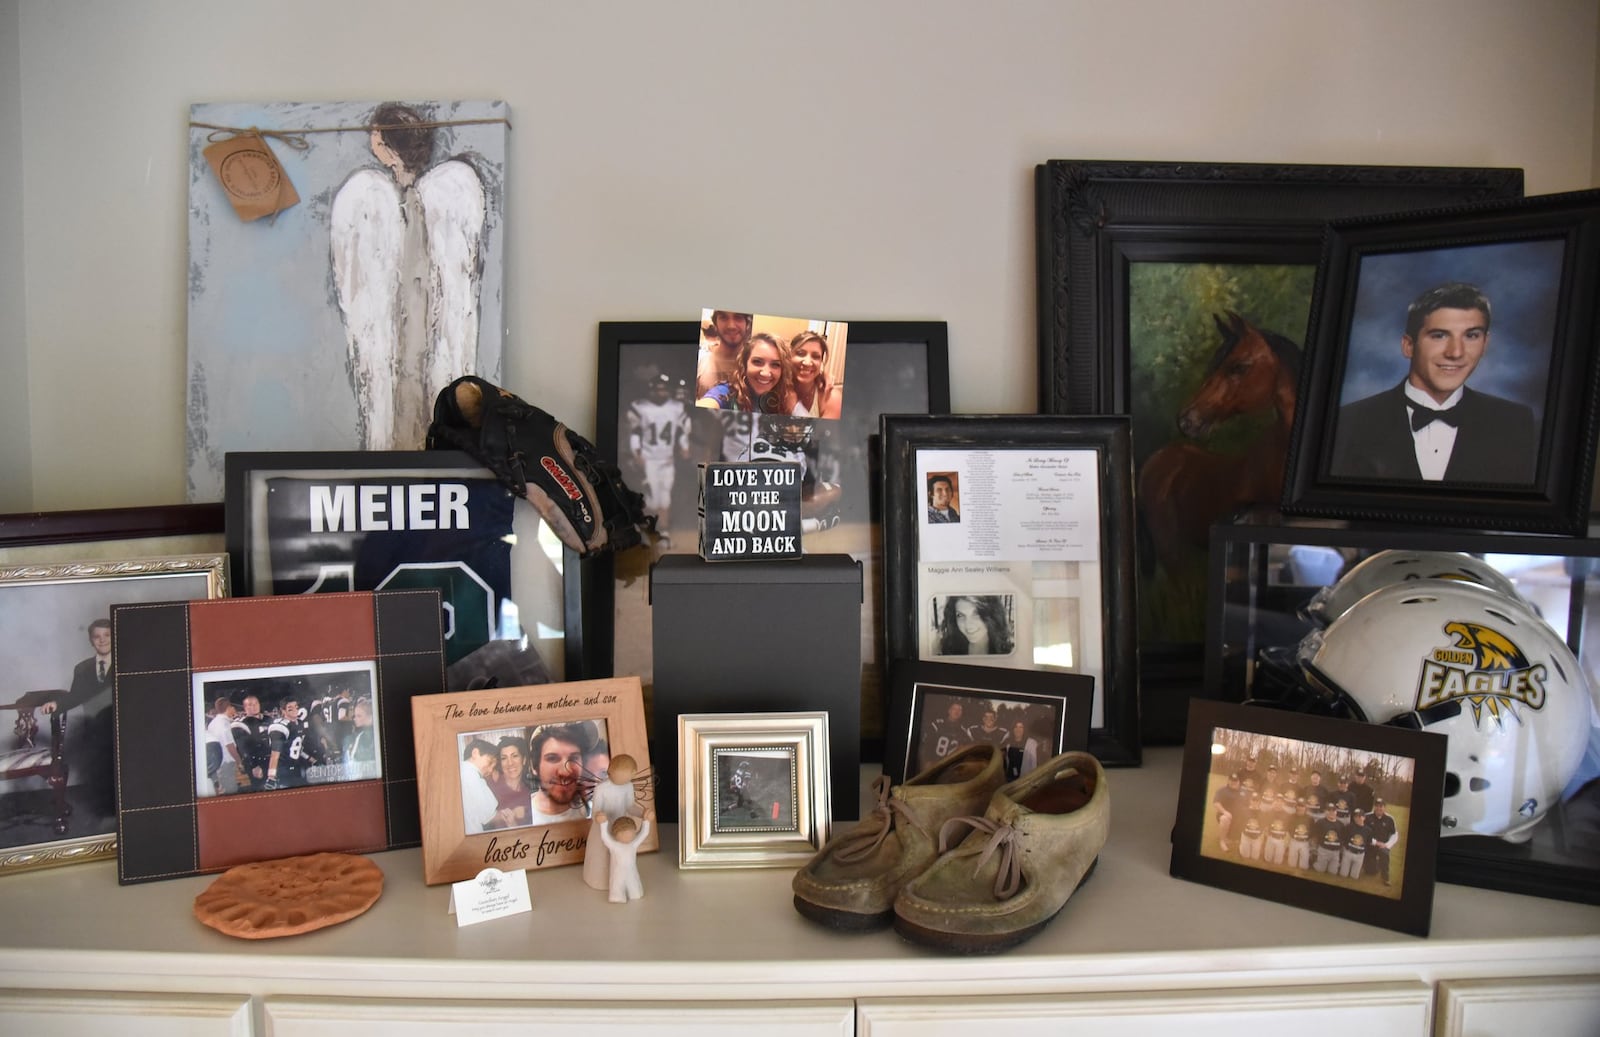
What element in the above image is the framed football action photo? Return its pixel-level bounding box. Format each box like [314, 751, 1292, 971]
[678, 711, 830, 869]
[882, 659, 1092, 786]
[1170, 700, 1445, 937]
[412, 676, 656, 885]
[113, 589, 447, 883]
[1283, 189, 1600, 534]
[224, 450, 584, 685]
[881, 414, 1140, 765]
[0, 552, 226, 875]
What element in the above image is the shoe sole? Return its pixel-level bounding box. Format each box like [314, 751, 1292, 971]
[793, 894, 894, 932]
[891, 857, 1098, 955]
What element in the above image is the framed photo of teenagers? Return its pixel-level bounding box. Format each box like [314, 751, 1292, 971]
[594, 320, 949, 751]
[1283, 189, 1600, 535]
[1034, 160, 1524, 739]
[224, 450, 583, 686]
[678, 711, 830, 869]
[112, 589, 447, 883]
[0, 551, 226, 875]
[883, 660, 1092, 786]
[881, 415, 1140, 765]
[1170, 700, 1446, 937]
[412, 676, 656, 885]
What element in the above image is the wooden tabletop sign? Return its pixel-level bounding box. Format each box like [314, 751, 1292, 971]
[698, 462, 803, 561]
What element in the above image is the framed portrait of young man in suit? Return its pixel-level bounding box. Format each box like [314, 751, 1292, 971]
[1284, 189, 1600, 535]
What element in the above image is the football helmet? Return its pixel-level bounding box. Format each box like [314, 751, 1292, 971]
[1303, 549, 1526, 627]
[1298, 578, 1591, 842]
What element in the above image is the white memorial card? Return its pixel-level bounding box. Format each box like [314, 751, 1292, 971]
[449, 866, 533, 926]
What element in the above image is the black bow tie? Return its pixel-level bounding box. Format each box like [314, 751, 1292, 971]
[1411, 405, 1458, 432]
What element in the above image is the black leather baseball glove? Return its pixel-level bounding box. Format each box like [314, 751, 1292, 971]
[426, 375, 653, 558]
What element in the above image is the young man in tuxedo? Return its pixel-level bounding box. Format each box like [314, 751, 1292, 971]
[1329, 282, 1537, 483]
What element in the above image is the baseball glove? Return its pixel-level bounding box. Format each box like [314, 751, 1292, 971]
[426, 375, 653, 558]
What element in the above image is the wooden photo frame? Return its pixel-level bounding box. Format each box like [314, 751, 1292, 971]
[113, 589, 446, 883]
[412, 676, 656, 885]
[881, 414, 1140, 765]
[678, 711, 830, 869]
[1034, 159, 1524, 738]
[1170, 700, 1445, 937]
[224, 449, 584, 684]
[882, 659, 1092, 786]
[1283, 189, 1600, 534]
[0, 553, 226, 875]
[594, 320, 950, 753]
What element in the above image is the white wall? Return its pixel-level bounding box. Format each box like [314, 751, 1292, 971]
[0, 0, 28, 512]
[10, 0, 1599, 509]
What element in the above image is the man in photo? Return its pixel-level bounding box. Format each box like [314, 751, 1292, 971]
[1365, 796, 1400, 887]
[265, 697, 314, 789]
[1212, 770, 1244, 853]
[204, 697, 242, 795]
[459, 738, 501, 833]
[343, 697, 377, 771]
[528, 724, 590, 824]
[1329, 282, 1537, 483]
[34, 618, 116, 815]
[231, 694, 273, 792]
[922, 700, 970, 766]
[967, 708, 1007, 748]
[697, 310, 753, 397]
[926, 474, 959, 523]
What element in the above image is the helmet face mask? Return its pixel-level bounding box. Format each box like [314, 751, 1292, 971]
[1295, 578, 1590, 842]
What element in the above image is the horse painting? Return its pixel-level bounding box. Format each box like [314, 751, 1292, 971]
[1138, 312, 1302, 577]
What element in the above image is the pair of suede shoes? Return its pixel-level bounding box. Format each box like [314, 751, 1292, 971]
[792, 744, 1109, 954]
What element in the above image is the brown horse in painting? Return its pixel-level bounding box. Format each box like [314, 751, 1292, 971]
[1138, 312, 1301, 576]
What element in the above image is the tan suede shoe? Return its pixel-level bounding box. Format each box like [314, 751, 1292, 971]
[792, 744, 1004, 931]
[892, 751, 1108, 953]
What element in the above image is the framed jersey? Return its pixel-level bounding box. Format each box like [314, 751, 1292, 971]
[224, 450, 584, 686]
[112, 589, 447, 883]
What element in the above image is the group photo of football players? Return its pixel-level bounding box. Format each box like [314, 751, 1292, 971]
[456, 718, 611, 836]
[194, 666, 379, 798]
[911, 689, 1059, 782]
[1200, 727, 1411, 900]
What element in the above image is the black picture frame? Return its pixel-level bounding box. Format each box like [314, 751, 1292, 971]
[593, 320, 950, 754]
[1171, 700, 1446, 937]
[1035, 159, 1525, 742]
[881, 414, 1140, 765]
[1283, 189, 1600, 534]
[222, 450, 586, 684]
[883, 659, 1092, 786]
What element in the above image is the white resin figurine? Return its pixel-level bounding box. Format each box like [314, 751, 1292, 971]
[596, 808, 652, 904]
[584, 753, 642, 891]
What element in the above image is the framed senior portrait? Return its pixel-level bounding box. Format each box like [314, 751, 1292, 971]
[678, 711, 830, 869]
[412, 676, 655, 885]
[113, 589, 447, 883]
[881, 415, 1140, 765]
[1171, 700, 1446, 937]
[1034, 159, 1524, 739]
[224, 450, 583, 686]
[883, 659, 1092, 786]
[594, 320, 950, 750]
[1283, 189, 1600, 534]
[0, 552, 226, 875]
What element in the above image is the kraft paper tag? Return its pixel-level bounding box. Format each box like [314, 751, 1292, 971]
[448, 866, 532, 927]
[203, 132, 300, 222]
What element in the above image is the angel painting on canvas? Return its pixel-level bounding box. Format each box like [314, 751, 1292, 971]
[331, 102, 488, 450]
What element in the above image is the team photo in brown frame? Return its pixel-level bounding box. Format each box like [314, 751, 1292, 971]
[1282, 189, 1600, 534]
[1034, 159, 1525, 740]
[1170, 700, 1446, 937]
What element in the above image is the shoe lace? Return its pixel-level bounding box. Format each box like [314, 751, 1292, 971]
[832, 775, 922, 865]
[938, 815, 1024, 900]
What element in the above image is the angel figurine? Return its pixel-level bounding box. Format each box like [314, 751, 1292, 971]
[330, 101, 487, 450]
[582, 752, 650, 892]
